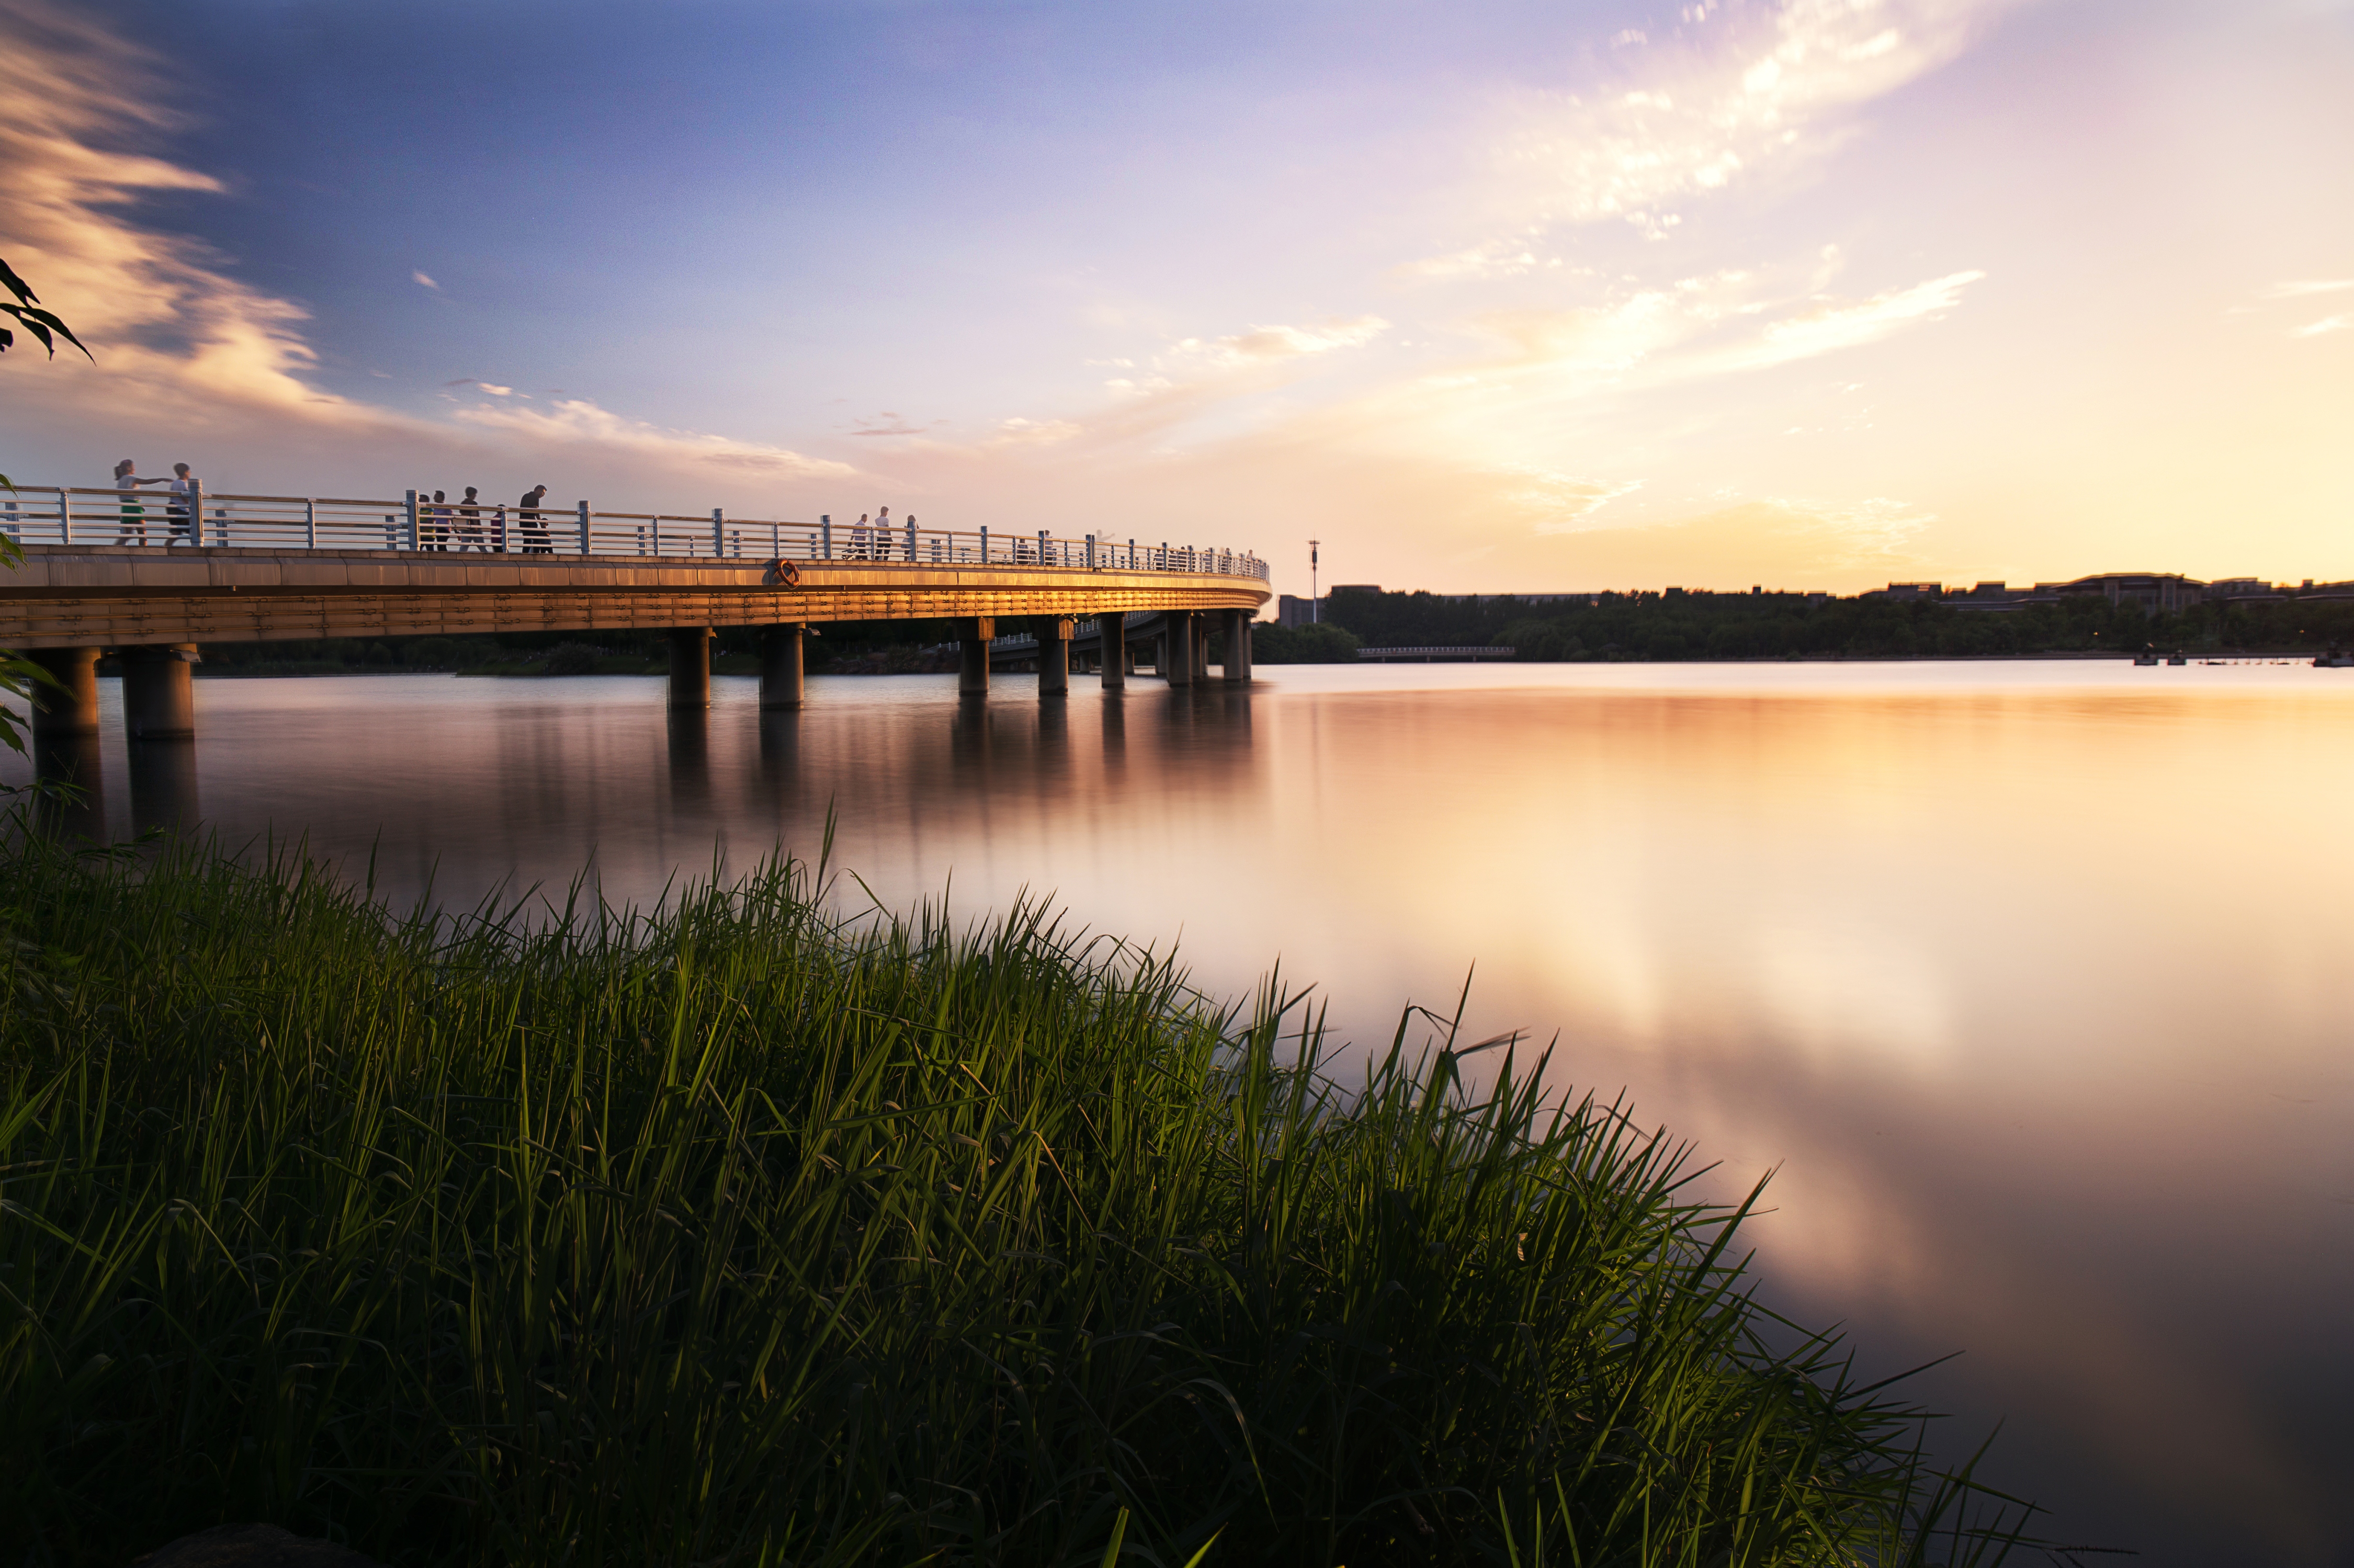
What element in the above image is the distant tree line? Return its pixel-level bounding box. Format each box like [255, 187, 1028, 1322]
[1250, 587, 2354, 663]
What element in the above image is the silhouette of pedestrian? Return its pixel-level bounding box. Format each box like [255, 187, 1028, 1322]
[426, 489, 451, 551]
[877, 505, 895, 561]
[519, 484, 551, 553]
[164, 462, 199, 545]
[111, 459, 164, 545]
[456, 486, 484, 551]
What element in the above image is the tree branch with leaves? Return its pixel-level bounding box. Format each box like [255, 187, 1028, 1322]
[0, 252, 87, 757]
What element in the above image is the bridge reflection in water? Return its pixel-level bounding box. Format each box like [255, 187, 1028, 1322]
[0, 481, 1270, 832]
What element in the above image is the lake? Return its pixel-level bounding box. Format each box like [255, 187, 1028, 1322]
[10, 659, 2352, 1563]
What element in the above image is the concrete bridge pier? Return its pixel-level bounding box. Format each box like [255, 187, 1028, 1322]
[1222, 609, 1253, 683]
[1165, 611, 1195, 688]
[760, 624, 805, 709]
[28, 646, 101, 737]
[122, 644, 198, 740]
[668, 627, 712, 709]
[959, 617, 995, 697]
[1037, 617, 1072, 697]
[1097, 611, 1126, 690]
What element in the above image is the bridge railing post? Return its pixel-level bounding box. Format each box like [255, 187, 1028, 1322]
[404, 490, 421, 552]
[821, 515, 832, 559]
[712, 507, 725, 559]
[578, 499, 591, 554]
[905, 515, 915, 561]
[979, 525, 989, 564]
[304, 498, 317, 548]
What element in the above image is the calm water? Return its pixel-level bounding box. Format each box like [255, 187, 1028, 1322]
[13, 661, 2354, 1563]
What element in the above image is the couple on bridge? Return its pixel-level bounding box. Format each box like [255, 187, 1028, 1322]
[110, 458, 202, 546]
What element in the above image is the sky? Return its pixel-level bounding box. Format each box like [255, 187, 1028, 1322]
[1, 0, 2349, 596]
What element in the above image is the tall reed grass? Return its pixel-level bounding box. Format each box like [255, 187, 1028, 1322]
[0, 831, 2024, 1565]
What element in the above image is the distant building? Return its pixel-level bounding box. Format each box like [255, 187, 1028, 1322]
[1942, 573, 2213, 614]
[2030, 573, 2203, 614]
[1860, 582, 1944, 602]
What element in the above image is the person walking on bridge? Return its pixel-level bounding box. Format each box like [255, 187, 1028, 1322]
[519, 484, 551, 553]
[456, 486, 483, 551]
[110, 458, 165, 545]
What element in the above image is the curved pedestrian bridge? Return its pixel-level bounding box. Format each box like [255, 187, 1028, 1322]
[0, 483, 1272, 746]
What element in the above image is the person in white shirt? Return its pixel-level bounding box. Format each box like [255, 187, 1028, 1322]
[876, 506, 893, 561]
[111, 459, 165, 545]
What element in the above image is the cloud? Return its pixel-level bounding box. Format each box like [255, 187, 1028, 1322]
[1459, 267, 1983, 393]
[848, 412, 936, 437]
[1409, 0, 2008, 269]
[1690, 269, 1986, 373]
[2291, 315, 2351, 338]
[1396, 238, 1549, 282]
[1515, 470, 1646, 532]
[412, 270, 439, 290]
[0, 0, 375, 426]
[2264, 279, 2354, 299]
[1165, 315, 1390, 368]
[454, 397, 853, 477]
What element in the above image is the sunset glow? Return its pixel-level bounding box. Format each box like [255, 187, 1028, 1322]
[2, 0, 2349, 594]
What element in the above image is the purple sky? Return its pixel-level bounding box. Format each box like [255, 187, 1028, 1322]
[3, 0, 2350, 593]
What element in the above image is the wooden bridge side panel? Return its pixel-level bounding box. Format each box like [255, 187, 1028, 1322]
[0, 584, 1268, 650]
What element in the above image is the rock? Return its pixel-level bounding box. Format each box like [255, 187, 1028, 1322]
[127, 1524, 385, 1568]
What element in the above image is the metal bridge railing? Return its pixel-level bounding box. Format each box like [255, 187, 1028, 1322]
[0, 485, 1272, 583]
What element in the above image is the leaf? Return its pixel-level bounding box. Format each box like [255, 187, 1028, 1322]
[0, 254, 35, 307]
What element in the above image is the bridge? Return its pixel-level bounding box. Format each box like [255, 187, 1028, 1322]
[0, 484, 1271, 749]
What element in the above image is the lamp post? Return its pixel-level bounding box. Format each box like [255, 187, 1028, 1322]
[1309, 539, 1320, 623]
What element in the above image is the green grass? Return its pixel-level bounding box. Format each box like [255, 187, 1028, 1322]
[0, 829, 2028, 1566]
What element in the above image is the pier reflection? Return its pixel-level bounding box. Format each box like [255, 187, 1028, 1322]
[127, 740, 199, 836]
[32, 732, 106, 841]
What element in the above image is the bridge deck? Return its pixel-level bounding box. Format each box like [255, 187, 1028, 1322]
[0, 544, 1269, 650]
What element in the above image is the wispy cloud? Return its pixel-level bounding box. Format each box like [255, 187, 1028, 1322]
[454, 397, 853, 477]
[0, 0, 368, 424]
[2291, 315, 2351, 338]
[0, 2, 851, 499]
[1690, 270, 1986, 374]
[1411, 0, 2009, 269]
[1165, 315, 1390, 368]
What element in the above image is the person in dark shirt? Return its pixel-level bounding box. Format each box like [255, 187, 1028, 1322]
[519, 484, 551, 553]
[456, 486, 483, 551]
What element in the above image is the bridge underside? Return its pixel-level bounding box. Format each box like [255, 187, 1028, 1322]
[0, 546, 1268, 649]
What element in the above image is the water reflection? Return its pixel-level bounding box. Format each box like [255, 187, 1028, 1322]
[7, 663, 2353, 1563]
[32, 731, 105, 842]
[128, 740, 200, 836]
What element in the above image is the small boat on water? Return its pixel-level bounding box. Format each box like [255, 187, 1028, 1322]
[2134, 652, 2161, 666]
[2167, 653, 2187, 666]
[2315, 651, 2354, 668]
